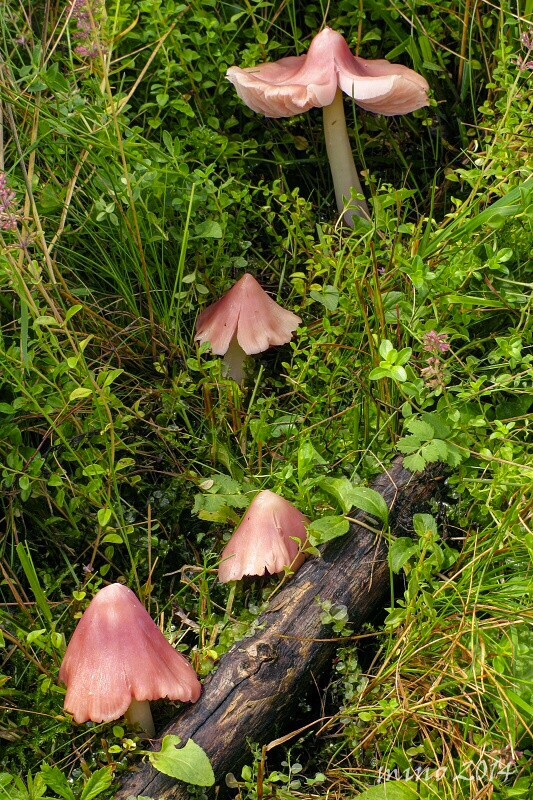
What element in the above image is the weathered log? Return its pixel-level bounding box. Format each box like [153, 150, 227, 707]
[117, 458, 446, 800]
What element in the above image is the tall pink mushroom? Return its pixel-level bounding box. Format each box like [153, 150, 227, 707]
[218, 490, 309, 583]
[226, 27, 429, 227]
[59, 584, 201, 738]
[195, 273, 301, 383]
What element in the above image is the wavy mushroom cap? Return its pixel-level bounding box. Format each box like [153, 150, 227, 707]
[195, 273, 301, 357]
[226, 27, 429, 118]
[59, 584, 201, 724]
[218, 490, 309, 583]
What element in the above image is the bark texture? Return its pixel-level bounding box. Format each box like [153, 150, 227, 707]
[116, 458, 446, 800]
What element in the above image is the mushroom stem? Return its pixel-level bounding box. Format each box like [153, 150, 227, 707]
[223, 334, 248, 383]
[323, 88, 369, 227]
[124, 698, 155, 739]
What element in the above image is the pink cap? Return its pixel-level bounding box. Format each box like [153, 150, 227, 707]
[226, 27, 429, 118]
[195, 273, 301, 357]
[218, 490, 309, 583]
[59, 584, 201, 723]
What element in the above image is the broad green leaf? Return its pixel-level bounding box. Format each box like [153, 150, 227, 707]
[348, 487, 389, 524]
[413, 514, 438, 538]
[389, 538, 417, 573]
[298, 440, 326, 483]
[320, 477, 357, 513]
[396, 438, 421, 455]
[402, 453, 426, 472]
[308, 515, 349, 546]
[79, 767, 114, 800]
[420, 412, 450, 439]
[40, 765, 76, 800]
[421, 439, 448, 462]
[100, 368, 124, 389]
[404, 418, 434, 440]
[355, 781, 419, 799]
[309, 285, 339, 311]
[101, 533, 123, 544]
[149, 735, 215, 787]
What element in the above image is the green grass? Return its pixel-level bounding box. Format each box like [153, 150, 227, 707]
[1, 0, 533, 798]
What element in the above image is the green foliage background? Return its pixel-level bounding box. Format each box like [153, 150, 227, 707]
[1, 0, 533, 798]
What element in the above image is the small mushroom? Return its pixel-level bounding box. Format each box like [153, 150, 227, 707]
[59, 583, 201, 738]
[218, 490, 309, 583]
[227, 27, 429, 227]
[195, 273, 301, 383]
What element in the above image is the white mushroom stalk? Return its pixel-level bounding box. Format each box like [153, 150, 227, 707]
[323, 88, 369, 224]
[124, 698, 155, 739]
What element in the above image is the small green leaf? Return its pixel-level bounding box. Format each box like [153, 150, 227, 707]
[194, 220, 223, 239]
[100, 368, 124, 389]
[27, 628, 47, 644]
[97, 508, 112, 527]
[390, 365, 407, 382]
[101, 533, 123, 544]
[34, 315, 60, 327]
[379, 340, 394, 359]
[69, 387, 93, 402]
[149, 735, 215, 787]
[64, 304, 83, 323]
[395, 347, 412, 366]
[369, 367, 391, 380]
[308, 515, 349, 546]
[413, 514, 438, 538]
[402, 453, 426, 472]
[298, 440, 326, 483]
[404, 418, 434, 440]
[389, 538, 417, 572]
[420, 412, 450, 439]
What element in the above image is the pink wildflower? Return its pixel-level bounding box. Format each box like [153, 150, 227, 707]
[422, 330, 450, 354]
[70, 0, 107, 58]
[0, 173, 19, 231]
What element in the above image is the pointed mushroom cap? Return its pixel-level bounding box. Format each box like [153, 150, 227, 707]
[195, 273, 301, 357]
[218, 490, 309, 583]
[58, 584, 201, 724]
[226, 27, 429, 118]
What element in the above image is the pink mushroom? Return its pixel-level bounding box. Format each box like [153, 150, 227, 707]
[218, 490, 309, 583]
[227, 27, 429, 226]
[59, 583, 201, 737]
[195, 273, 301, 383]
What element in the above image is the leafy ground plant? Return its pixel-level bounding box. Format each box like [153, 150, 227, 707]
[1, 0, 533, 799]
